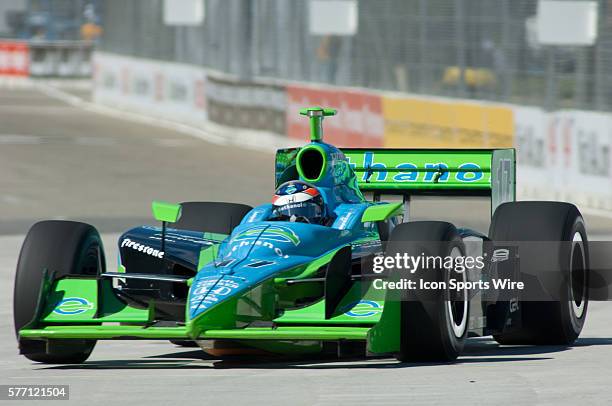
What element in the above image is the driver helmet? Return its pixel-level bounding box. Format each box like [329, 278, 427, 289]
[271, 181, 327, 224]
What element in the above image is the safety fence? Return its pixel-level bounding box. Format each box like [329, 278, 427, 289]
[98, 0, 612, 113]
[93, 51, 612, 212]
[0, 39, 93, 78]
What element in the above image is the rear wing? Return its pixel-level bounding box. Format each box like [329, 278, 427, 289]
[275, 148, 515, 214]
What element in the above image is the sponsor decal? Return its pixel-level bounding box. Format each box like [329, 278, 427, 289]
[343, 300, 383, 318]
[334, 207, 358, 229]
[491, 248, 510, 262]
[347, 152, 484, 183]
[53, 297, 94, 315]
[233, 225, 300, 246]
[273, 193, 313, 206]
[189, 276, 242, 311]
[230, 239, 290, 258]
[120, 238, 164, 258]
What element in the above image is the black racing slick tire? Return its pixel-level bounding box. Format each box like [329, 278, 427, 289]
[387, 221, 469, 362]
[14, 221, 105, 364]
[171, 201, 253, 235]
[169, 202, 252, 347]
[489, 202, 589, 345]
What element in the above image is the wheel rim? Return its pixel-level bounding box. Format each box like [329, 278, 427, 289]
[446, 246, 468, 338]
[570, 232, 586, 319]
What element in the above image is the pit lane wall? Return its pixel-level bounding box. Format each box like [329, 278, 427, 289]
[93, 52, 612, 213]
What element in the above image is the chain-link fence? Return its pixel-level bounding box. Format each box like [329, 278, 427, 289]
[98, 0, 612, 112]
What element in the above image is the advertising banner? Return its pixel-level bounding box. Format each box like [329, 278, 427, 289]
[286, 85, 384, 147]
[91, 52, 611, 214]
[558, 110, 612, 210]
[93, 52, 206, 123]
[0, 41, 29, 77]
[514, 106, 612, 211]
[382, 96, 514, 149]
[513, 106, 555, 200]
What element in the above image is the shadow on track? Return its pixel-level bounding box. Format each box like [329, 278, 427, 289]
[37, 354, 552, 371]
[35, 336, 612, 371]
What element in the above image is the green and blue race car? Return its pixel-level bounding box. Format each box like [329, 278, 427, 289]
[14, 107, 589, 363]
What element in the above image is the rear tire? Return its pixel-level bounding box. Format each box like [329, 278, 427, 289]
[489, 202, 589, 345]
[14, 221, 105, 364]
[169, 202, 252, 347]
[387, 221, 469, 362]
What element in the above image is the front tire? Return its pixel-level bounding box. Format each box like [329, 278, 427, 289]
[387, 221, 469, 362]
[14, 221, 105, 363]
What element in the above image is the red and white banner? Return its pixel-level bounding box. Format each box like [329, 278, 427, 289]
[286, 85, 384, 147]
[0, 41, 29, 77]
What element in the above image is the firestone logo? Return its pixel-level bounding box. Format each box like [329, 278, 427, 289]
[121, 238, 164, 259]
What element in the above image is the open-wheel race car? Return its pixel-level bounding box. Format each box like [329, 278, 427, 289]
[14, 107, 589, 364]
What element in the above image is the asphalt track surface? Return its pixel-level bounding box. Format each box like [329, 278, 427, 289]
[1, 86, 612, 405]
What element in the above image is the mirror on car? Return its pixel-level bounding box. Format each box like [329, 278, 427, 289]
[151, 201, 182, 223]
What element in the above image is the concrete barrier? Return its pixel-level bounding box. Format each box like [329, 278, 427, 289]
[93, 52, 207, 125]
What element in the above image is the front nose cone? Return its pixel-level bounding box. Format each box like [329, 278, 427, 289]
[188, 274, 243, 320]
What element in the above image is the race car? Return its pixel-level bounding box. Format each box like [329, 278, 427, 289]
[14, 107, 589, 364]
